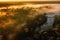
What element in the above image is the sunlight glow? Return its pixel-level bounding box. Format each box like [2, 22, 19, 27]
[0, 0, 59, 2]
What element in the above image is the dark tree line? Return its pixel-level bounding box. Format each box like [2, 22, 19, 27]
[14, 14, 47, 40]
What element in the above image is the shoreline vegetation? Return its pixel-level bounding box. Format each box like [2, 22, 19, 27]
[0, 3, 60, 40]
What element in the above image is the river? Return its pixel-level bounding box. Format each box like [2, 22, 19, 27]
[41, 12, 60, 30]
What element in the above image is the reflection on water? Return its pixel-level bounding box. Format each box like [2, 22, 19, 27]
[41, 13, 55, 30]
[0, 4, 60, 29]
[46, 13, 55, 26]
[41, 12, 60, 30]
[47, 17, 54, 25]
[0, 4, 60, 40]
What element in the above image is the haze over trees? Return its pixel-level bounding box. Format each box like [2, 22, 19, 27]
[0, 5, 60, 40]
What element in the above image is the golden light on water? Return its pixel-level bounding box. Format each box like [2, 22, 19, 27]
[22, 4, 42, 8]
[0, 3, 60, 28]
[0, 1, 60, 40]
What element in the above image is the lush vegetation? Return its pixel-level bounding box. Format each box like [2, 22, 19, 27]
[0, 7, 60, 40]
[14, 14, 47, 40]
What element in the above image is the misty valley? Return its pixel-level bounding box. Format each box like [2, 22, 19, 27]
[0, 4, 60, 40]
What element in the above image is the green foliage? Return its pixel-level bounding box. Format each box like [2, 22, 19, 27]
[14, 14, 47, 40]
[54, 15, 60, 25]
[14, 14, 60, 40]
[53, 15, 60, 31]
[1, 7, 60, 40]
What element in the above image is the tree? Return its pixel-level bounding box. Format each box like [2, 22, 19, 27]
[14, 14, 47, 40]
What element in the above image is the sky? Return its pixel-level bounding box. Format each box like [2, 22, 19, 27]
[0, 0, 60, 2]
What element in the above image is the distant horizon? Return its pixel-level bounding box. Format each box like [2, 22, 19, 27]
[0, 0, 60, 2]
[0, 1, 60, 4]
[0, 1, 60, 8]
